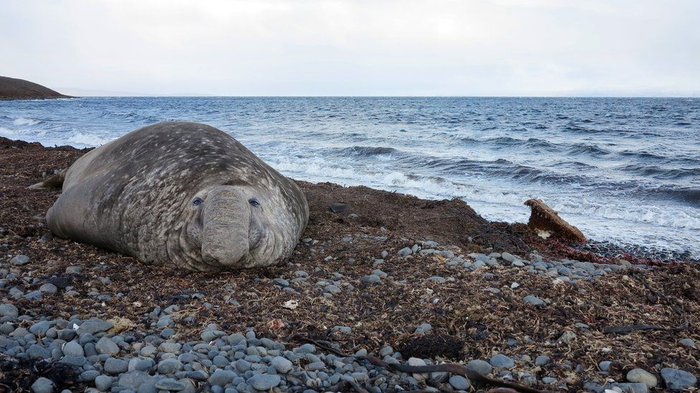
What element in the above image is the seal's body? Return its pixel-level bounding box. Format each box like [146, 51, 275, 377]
[47, 121, 308, 271]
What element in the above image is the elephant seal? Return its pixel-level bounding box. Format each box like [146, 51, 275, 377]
[46, 121, 309, 271]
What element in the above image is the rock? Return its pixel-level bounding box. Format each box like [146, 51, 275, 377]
[449, 375, 470, 390]
[501, 252, 515, 262]
[249, 374, 281, 390]
[679, 338, 697, 349]
[11, 255, 30, 265]
[65, 266, 83, 274]
[427, 276, 446, 283]
[117, 371, 152, 389]
[157, 358, 182, 374]
[415, 323, 432, 334]
[27, 344, 51, 359]
[31, 377, 54, 393]
[524, 199, 586, 243]
[155, 378, 187, 391]
[599, 360, 613, 372]
[77, 318, 113, 334]
[29, 321, 52, 336]
[24, 290, 42, 301]
[408, 357, 428, 381]
[39, 283, 58, 294]
[615, 382, 649, 393]
[79, 370, 100, 382]
[398, 247, 412, 257]
[523, 295, 545, 307]
[661, 368, 697, 390]
[626, 368, 657, 388]
[490, 354, 514, 369]
[466, 359, 492, 376]
[360, 275, 381, 285]
[95, 337, 120, 355]
[0, 304, 19, 318]
[535, 355, 550, 366]
[104, 357, 129, 374]
[271, 356, 293, 374]
[558, 330, 577, 344]
[95, 375, 112, 391]
[542, 377, 557, 384]
[62, 341, 85, 357]
[159, 342, 182, 354]
[209, 369, 237, 386]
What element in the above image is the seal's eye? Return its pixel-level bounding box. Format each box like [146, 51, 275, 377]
[192, 197, 203, 206]
[248, 198, 261, 207]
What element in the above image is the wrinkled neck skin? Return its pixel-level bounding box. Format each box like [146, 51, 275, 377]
[165, 184, 295, 271]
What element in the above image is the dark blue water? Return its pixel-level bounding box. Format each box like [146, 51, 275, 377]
[1, 97, 699, 257]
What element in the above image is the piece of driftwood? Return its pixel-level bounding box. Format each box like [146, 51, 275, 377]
[524, 199, 586, 243]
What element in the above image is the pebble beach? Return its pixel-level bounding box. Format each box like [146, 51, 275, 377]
[1, 138, 698, 392]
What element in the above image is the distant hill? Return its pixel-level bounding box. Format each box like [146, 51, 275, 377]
[0, 76, 70, 100]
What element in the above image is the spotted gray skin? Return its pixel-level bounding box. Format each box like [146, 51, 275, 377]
[47, 121, 309, 271]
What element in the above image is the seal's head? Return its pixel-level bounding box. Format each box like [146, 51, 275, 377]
[178, 183, 301, 270]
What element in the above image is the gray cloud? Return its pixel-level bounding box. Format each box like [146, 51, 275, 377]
[1, 0, 698, 96]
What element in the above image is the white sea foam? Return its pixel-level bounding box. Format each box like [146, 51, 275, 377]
[66, 132, 113, 147]
[13, 117, 41, 126]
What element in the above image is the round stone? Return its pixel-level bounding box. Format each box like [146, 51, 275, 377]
[249, 374, 281, 390]
[661, 368, 697, 390]
[94, 375, 112, 391]
[490, 354, 514, 369]
[466, 359, 492, 375]
[535, 355, 550, 366]
[0, 304, 19, 318]
[62, 341, 84, 357]
[103, 358, 129, 374]
[209, 369, 237, 386]
[271, 356, 293, 374]
[30, 377, 53, 393]
[95, 337, 120, 355]
[157, 358, 182, 374]
[449, 375, 470, 390]
[627, 368, 658, 388]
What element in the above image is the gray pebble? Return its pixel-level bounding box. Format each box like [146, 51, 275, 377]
[415, 323, 432, 334]
[39, 283, 58, 294]
[449, 375, 470, 390]
[95, 337, 120, 355]
[535, 355, 550, 366]
[158, 358, 182, 374]
[679, 338, 697, 349]
[249, 374, 280, 390]
[599, 360, 613, 372]
[466, 359, 492, 375]
[490, 354, 514, 369]
[0, 304, 19, 318]
[209, 369, 237, 386]
[30, 377, 53, 393]
[271, 356, 293, 374]
[360, 274, 382, 285]
[11, 255, 30, 265]
[155, 378, 186, 391]
[626, 368, 657, 388]
[661, 368, 697, 390]
[523, 295, 545, 307]
[62, 341, 85, 357]
[103, 357, 129, 374]
[77, 318, 113, 335]
[94, 375, 112, 391]
[398, 247, 412, 257]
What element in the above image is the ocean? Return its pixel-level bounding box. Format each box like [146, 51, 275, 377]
[1, 97, 699, 259]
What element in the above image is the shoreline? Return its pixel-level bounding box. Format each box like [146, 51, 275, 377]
[1, 137, 698, 391]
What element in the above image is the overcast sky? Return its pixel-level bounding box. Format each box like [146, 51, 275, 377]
[2, 0, 699, 96]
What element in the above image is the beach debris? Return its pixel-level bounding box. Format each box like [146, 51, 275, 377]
[28, 169, 66, 189]
[282, 300, 298, 309]
[524, 199, 586, 243]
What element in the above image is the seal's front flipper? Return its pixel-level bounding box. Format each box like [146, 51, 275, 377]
[29, 169, 66, 190]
